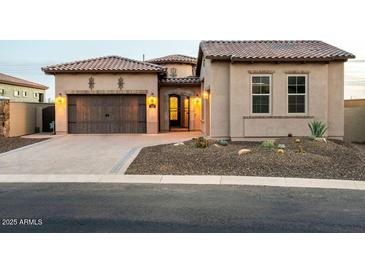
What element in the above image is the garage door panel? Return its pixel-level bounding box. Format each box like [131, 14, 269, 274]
[68, 94, 146, 134]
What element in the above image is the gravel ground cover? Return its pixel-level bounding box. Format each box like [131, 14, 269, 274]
[126, 137, 365, 181]
[0, 137, 47, 154]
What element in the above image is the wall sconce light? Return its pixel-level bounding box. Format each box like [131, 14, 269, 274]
[193, 94, 201, 104]
[203, 91, 209, 99]
[56, 93, 64, 104]
[148, 93, 157, 108]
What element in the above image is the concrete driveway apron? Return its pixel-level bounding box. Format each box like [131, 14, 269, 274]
[0, 132, 200, 175]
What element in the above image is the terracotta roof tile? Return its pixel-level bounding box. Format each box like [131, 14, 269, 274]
[147, 54, 197, 65]
[0, 72, 48, 90]
[42, 56, 166, 74]
[160, 76, 200, 85]
[199, 40, 355, 61]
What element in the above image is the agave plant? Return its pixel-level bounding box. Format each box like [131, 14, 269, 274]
[308, 121, 327, 138]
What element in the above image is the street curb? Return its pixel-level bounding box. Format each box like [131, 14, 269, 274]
[0, 174, 364, 190]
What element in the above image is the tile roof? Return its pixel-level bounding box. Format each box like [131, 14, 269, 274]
[0, 72, 48, 90]
[160, 76, 200, 85]
[196, 40, 355, 75]
[200, 40, 355, 61]
[147, 54, 197, 65]
[42, 56, 166, 74]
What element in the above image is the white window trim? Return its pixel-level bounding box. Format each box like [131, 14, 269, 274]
[14, 91, 20, 97]
[287, 74, 308, 115]
[23, 91, 28, 97]
[34, 92, 39, 98]
[250, 74, 272, 115]
[0, 89, 4, 95]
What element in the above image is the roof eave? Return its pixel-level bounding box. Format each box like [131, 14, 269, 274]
[205, 56, 355, 63]
[42, 69, 166, 75]
[0, 80, 48, 90]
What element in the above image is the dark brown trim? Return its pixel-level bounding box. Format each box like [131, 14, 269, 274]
[159, 82, 200, 87]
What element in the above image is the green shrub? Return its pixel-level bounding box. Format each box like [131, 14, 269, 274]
[308, 121, 327, 138]
[195, 137, 209, 148]
[261, 140, 275, 149]
[217, 139, 228, 146]
[277, 144, 286, 149]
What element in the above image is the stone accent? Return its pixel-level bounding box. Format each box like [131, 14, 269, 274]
[0, 99, 10, 137]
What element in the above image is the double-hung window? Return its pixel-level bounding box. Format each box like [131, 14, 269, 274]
[251, 75, 271, 114]
[288, 75, 307, 114]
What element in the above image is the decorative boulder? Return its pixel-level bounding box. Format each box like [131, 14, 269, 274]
[238, 149, 251, 155]
[314, 137, 327, 143]
[173, 142, 185, 146]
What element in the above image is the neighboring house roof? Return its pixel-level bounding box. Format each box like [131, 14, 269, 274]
[147, 54, 197, 65]
[197, 40, 355, 75]
[159, 76, 200, 86]
[42, 56, 166, 74]
[0, 72, 48, 90]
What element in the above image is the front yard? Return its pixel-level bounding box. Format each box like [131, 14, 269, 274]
[126, 137, 365, 181]
[0, 136, 46, 154]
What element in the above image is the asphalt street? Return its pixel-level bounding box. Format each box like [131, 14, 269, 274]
[0, 183, 365, 232]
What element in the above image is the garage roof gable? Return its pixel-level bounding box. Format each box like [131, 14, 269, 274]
[42, 56, 166, 74]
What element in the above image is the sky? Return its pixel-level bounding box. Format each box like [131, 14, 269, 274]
[0, 40, 364, 101]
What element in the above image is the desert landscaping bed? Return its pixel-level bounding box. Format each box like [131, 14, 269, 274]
[0, 137, 46, 154]
[126, 137, 365, 181]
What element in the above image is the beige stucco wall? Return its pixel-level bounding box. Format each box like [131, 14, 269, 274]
[200, 58, 211, 136]
[163, 64, 194, 77]
[344, 106, 365, 142]
[200, 59, 345, 140]
[54, 73, 159, 134]
[8, 102, 53, 137]
[159, 86, 201, 131]
[0, 83, 46, 103]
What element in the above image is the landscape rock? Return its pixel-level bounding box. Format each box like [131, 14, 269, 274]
[314, 137, 327, 143]
[173, 142, 185, 146]
[238, 148, 251, 155]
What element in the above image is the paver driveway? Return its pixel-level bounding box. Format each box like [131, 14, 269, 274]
[0, 132, 200, 175]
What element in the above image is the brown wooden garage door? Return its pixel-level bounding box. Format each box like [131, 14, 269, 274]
[68, 95, 146, 134]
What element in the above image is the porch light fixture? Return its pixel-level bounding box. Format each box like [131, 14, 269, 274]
[193, 93, 201, 104]
[148, 92, 157, 108]
[203, 91, 209, 99]
[56, 93, 64, 104]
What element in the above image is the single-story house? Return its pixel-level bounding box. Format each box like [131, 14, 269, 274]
[42, 41, 355, 140]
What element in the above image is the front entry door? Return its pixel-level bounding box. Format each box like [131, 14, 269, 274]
[169, 95, 180, 128]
